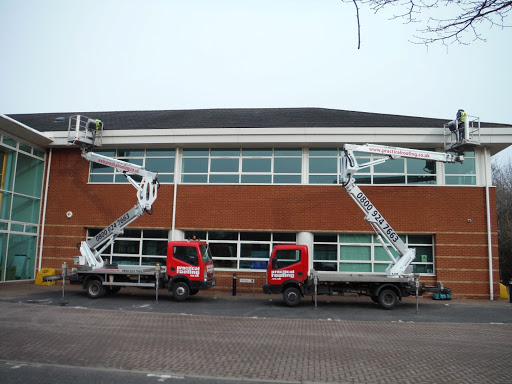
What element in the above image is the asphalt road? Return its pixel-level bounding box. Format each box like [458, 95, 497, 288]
[1, 283, 511, 384]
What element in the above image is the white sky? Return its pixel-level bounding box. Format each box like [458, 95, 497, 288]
[0, 0, 511, 156]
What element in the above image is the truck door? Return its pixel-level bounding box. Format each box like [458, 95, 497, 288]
[268, 247, 307, 285]
[168, 245, 201, 280]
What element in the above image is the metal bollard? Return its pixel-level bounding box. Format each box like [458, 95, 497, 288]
[232, 273, 237, 296]
[61, 262, 67, 299]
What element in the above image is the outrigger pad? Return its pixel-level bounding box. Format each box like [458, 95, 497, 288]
[67, 115, 103, 149]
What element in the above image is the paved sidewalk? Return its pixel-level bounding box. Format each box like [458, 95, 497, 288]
[1, 282, 511, 383]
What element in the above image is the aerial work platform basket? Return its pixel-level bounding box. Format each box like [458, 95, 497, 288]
[67, 115, 103, 149]
[444, 115, 480, 153]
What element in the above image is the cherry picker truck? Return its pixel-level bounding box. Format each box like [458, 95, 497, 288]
[264, 142, 472, 309]
[45, 115, 216, 301]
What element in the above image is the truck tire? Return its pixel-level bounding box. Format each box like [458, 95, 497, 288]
[378, 289, 397, 310]
[86, 279, 105, 299]
[172, 282, 190, 302]
[283, 287, 301, 307]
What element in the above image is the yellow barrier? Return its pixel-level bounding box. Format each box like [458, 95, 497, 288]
[35, 268, 57, 286]
[499, 283, 509, 300]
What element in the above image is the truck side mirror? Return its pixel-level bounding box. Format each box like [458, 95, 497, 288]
[272, 257, 278, 269]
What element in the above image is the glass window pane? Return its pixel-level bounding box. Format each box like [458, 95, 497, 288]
[407, 175, 436, 184]
[445, 176, 476, 185]
[309, 175, 337, 184]
[273, 175, 301, 184]
[2, 136, 17, 148]
[374, 159, 404, 173]
[374, 263, 388, 273]
[340, 246, 371, 261]
[242, 149, 272, 156]
[274, 149, 302, 156]
[213, 259, 237, 269]
[239, 259, 268, 270]
[0, 233, 6, 281]
[373, 175, 405, 184]
[242, 158, 271, 172]
[145, 149, 175, 157]
[407, 159, 436, 175]
[414, 247, 433, 263]
[141, 256, 166, 266]
[0, 148, 16, 191]
[182, 174, 207, 183]
[375, 247, 398, 261]
[339, 262, 372, 272]
[309, 158, 336, 173]
[241, 232, 271, 241]
[211, 158, 239, 172]
[314, 234, 337, 242]
[11, 196, 40, 224]
[183, 149, 209, 156]
[274, 158, 301, 173]
[209, 231, 238, 240]
[90, 174, 113, 183]
[313, 244, 337, 260]
[339, 234, 371, 243]
[157, 174, 174, 183]
[142, 240, 167, 256]
[210, 243, 237, 258]
[211, 148, 240, 156]
[241, 175, 271, 184]
[182, 158, 208, 173]
[273, 233, 296, 242]
[19, 143, 32, 153]
[144, 230, 168, 238]
[240, 243, 270, 258]
[145, 157, 174, 173]
[117, 150, 144, 157]
[114, 240, 140, 254]
[209, 174, 239, 183]
[6, 234, 36, 280]
[445, 159, 475, 175]
[14, 154, 44, 198]
[309, 149, 337, 156]
[0, 192, 12, 220]
[90, 162, 112, 173]
[409, 235, 432, 244]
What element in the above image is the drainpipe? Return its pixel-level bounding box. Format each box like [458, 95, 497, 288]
[484, 147, 494, 300]
[38, 147, 52, 272]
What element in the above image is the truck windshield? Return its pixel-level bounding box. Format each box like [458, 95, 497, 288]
[199, 244, 212, 263]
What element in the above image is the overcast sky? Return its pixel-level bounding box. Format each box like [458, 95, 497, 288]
[0, 0, 511, 157]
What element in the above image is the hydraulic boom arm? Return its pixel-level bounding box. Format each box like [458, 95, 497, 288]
[69, 116, 159, 269]
[340, 144, 463, 277]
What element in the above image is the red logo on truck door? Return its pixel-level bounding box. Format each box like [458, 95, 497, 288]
[271, 270, 295, 280]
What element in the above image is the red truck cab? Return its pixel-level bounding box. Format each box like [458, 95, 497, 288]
[166, 240, 216, 301]
[263, 245, 309, 306]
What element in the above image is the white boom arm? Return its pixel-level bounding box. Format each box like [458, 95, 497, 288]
[76, 151, 159, 269]
[340, 144, 463, 277]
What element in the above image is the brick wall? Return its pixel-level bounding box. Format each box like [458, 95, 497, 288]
[39, 149, 499, 298]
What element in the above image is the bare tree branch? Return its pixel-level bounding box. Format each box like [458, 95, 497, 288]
[342, 0, 512, 47]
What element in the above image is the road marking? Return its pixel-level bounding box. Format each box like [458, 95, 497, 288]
[147, 373, 184, 381]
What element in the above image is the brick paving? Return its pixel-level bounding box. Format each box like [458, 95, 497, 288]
[0, 300, 511, 383]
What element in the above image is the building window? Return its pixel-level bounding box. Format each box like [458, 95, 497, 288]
[87, 228, 169, 266]
[445, 150, 476, 185]
[313, 233, 434, 275]
[184, 231, 296, 270]
[0, 134, 45, 281]
[181, 148, 302, 184]
[89, 149, 175, 183]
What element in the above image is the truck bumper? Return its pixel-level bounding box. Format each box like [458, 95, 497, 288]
[263, 284, 281, 295]
[199, 278, 216, 290]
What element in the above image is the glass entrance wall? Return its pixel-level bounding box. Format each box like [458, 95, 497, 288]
[0, 133, 45, 281]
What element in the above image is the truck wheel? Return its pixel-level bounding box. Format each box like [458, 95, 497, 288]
[172, 282, 190, 302]
[283, 287, 301, 307]
[378, 289, 397, 310]
[86, 279, 105, 299]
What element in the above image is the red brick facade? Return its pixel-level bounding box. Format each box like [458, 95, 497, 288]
[40, 149, 499, 299]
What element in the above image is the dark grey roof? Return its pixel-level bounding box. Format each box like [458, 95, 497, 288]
[7, 108, 510, 132]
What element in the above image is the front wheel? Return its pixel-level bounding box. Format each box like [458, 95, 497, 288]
[86, 279, 105, 299]
[172, 282, 190, 302]
[378, 289, 397, 310]
[283, 287, 302, 307]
